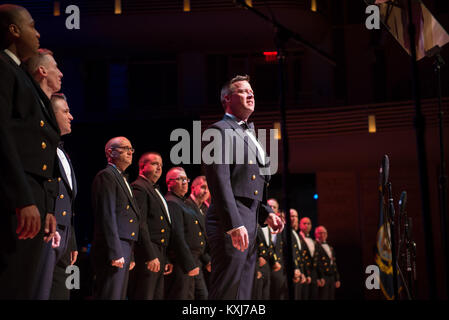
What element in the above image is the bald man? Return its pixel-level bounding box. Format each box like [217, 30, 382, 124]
[0, 4, 59, 299]
[91, 136, 143, 299]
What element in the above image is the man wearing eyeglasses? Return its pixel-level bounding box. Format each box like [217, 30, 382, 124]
[204, 75, 284, 300]
[164, 167, 206, 299]
[91, 136, 144, 299]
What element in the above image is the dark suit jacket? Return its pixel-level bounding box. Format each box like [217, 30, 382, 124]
[165, 192, 204, 273]
[0, 51, 60, 215]
[184, 197, 211, 266]
[298, 233, 319, 278]
[205, 114, 273, 235]
[131, 175, 171, 262]
[315, 242, 340, 281]
[55, 146, 78, 252]
[91, 164, 140, 262]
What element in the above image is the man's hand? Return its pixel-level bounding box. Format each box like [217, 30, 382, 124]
[335, 281, 341, 288]
[51, 231, 61, 248]
[70, 251, 78, 265]
[43, 213, 56, 243]
[258, 257, 267, 267]
[230, 227, 249, 252]
[306, 276, 312, 284]
[163, 263, 173, 275]
[265, 213, 284, 234]
[16, 205, 41, 240]
[256, 271, 263, 279]
[317, 278, 325, 287]
[293, 269, 301, 283]
[205, 262, 211, 273]
[300, 273, 307, 284]
[146, 258, 161, 272]
[272, 261, 282, 272]
[187, 267, 200, 277]
[111, 257, 125, 268]
[129, 261, 135, 270]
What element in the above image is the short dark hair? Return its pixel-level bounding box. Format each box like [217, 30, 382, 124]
[220, 74, 250, 109]
[191, 175, 206, 188]
[138, 152, 162, 171]
[0, 4, 26, 49]
[25, 48, 54, 75]
[51, 92, 67, 102]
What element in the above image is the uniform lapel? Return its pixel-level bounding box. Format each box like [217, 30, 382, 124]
[141, 177, 172, 224]
[223, 115, 259, 163]
[108, 165, 139, 214]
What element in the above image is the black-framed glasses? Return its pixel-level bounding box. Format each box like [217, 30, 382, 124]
[170, 177, 190, 184]
[112, 146, 135, 153]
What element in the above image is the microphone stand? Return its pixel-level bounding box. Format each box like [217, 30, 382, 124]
[404, 216, 415, 299]
[429, 47, 449, 298]
[406, 0, 437, 298]
[397, 208, 413, 299]
[386, 182, 399, 299]
[234, 0, 336, 300]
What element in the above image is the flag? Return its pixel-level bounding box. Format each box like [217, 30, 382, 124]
[375, 168, 402, 299]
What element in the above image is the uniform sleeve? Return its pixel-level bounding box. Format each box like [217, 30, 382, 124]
[0, 60, 35, 211]
[92, 171, 123, 261]
[132, 184, 157, 261]
[167, 201, 196, 273]
[204, 126, 243, 232]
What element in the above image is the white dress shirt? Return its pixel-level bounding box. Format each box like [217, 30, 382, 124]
[57, 148, 72, 190]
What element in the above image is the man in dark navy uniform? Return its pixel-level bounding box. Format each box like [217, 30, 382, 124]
[184, 175, 211, 300]
[25, 48, 75, 300]
[0, 4, 59, 299]
[91, 136, 142, 299]
[127, 152, 174, 300]
[315, 225, 341, 300]
[34, 94, 78, 299]
[164, 167, 202, 299]
[205, 75, 284, 300]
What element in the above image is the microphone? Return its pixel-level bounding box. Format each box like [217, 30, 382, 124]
[382, 154, 390, 187]
[399, 191, 407, 217]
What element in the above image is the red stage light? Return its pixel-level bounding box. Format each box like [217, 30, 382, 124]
[263, 51, 278, 62]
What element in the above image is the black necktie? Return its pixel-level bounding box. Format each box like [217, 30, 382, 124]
[238, 121, 255, 130]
